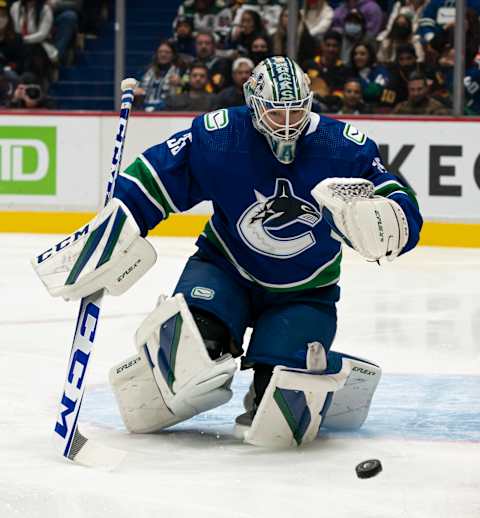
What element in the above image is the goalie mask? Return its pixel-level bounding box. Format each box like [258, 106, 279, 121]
[244, 56, 313, 164]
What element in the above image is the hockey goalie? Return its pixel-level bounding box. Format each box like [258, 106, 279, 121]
[33, 56, 422, 448]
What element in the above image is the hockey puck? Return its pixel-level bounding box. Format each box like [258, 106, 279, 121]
[355, 459, 382, 479]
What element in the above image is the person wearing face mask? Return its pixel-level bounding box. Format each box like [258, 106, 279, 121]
[393, 71, 449, 114]
[339, 9, 374, 64]
[332, 0, 384, 37]
[377, 0, 427, 44]
[377, 14, 424, 63]
[248, 35, 272, 66]
[0, 0, 25, 80]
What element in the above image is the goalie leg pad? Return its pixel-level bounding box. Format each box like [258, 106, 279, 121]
[110, 294, 237, 433]
[321, 351, 382, 430]
[243, 347, 351, 448]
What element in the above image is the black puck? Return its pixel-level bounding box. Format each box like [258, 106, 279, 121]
[355, 459, 382, 479]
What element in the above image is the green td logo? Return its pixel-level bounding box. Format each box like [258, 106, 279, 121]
[0, 126, 56, 195]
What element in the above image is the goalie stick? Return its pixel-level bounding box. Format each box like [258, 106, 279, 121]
[53, 79, 136, 468]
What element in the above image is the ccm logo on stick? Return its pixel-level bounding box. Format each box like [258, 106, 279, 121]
[54, 303, 99, 439]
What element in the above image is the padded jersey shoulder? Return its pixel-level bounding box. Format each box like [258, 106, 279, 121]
[190, 105, 253, 155]
[305, 114, 378, 163]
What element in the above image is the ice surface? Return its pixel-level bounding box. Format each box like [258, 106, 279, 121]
[1, 235, 479, 518]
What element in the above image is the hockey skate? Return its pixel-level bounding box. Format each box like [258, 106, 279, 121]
[234, 382, 256, 439]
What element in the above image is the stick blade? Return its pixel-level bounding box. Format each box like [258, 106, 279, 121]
[58, 428, 127, 470]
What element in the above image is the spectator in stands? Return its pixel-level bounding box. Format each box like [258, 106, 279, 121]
[0, 0, 25, 79]
[174, 0, 232, 44]
[213, 56, 253, 108]
[135, 41, 183, 112]
[305, 30, 349, 103]
[377, 0, 427, 43]
[170, 16, 196, 61]
[349, 41, 390, 105]
[231, 1, 282, 37]
[301, 0, 334, 44]
[248, 35, 272, 65]
[165, 61, 215, 112]
[432, 8, 480, 65]
[382, 43, 436, 109]
[194, 30, 231, 92]
[271, 7, 316, 66]
[332, 0, 384, 37]
[377, 14, 424, 64]
[393, 71, 449, 114]
[339, 9, 372, 64]
[229, 9, 268, 56]
[10, 0, 57, 84]
[7, 71, 54, 107]
[49, 0, 81, 65]
[418, 0, 480, 46]
[436, 45, 480, 114]
[337, 77, 371, 113]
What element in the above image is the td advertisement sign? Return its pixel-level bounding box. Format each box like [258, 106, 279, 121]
[0, 126, 56, 195]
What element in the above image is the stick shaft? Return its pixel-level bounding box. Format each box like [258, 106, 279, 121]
[53, 86, 135, 462]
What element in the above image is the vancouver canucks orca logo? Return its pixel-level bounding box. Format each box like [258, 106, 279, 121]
[237, 179, 321, 258]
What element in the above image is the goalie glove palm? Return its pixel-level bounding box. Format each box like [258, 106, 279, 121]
[312, 178, 409, 261]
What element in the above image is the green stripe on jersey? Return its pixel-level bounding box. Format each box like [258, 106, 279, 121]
[123, 158, 176, 216]
[203, 220, 342, 293]
[375, 181, 419, 208]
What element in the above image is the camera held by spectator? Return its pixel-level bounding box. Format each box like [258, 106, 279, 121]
[8, 72, 53, 108]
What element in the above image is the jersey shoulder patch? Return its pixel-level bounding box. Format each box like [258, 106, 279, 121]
[204, 109, 230, 131]
[343, 123, 367, 146]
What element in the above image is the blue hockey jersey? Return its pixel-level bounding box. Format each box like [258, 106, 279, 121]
[113, 107, 422, 292]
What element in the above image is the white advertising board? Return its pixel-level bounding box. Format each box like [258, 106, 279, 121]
[0, 114, 100, 211]
[0, 113, 479, 222]
[344, 118, 480, 222]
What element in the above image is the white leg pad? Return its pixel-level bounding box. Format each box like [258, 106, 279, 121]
[244, 357, 352, 448]
[109, 294, 237, 433]
[321, 352, 382, 430]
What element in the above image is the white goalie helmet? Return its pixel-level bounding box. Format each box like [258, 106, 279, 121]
[244, 56, 313, 164]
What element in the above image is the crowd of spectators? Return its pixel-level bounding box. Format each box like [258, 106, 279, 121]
[134, 0, 480, 116]
[0, 0, 110, 109]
